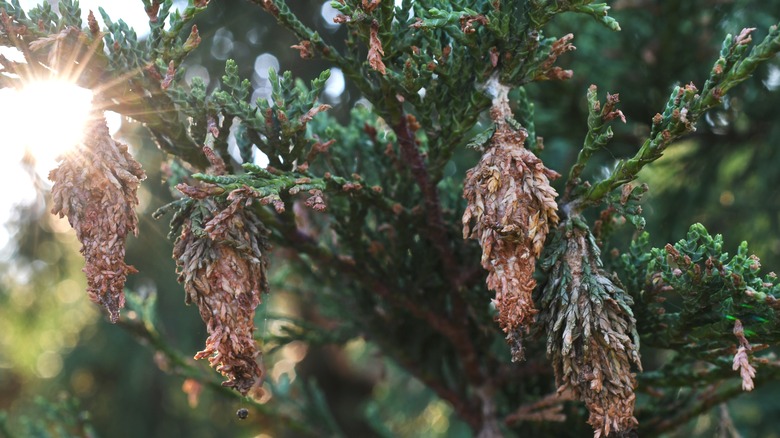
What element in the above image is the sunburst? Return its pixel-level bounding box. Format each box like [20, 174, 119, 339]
[0, 79, 94, 170]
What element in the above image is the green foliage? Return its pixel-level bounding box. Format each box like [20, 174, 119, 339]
[2, 0, 780, 437]
[0, 395, 97, 438]
[581, 24, 780, 206]
[615, 224, 780, 435]
[620, 223, 780, 353]
[0, 0, 82, 37]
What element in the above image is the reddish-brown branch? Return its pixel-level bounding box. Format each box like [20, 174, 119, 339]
[392, 113, 460, 285]
[386, 110, 486, 388]
[277, 220, 488, 431]
[643, 384, 742, 436]
[450, 293, 484, 384]
[384, 341, 481, 430]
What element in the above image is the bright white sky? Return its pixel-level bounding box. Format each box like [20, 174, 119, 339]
[0, 2, 186, 254]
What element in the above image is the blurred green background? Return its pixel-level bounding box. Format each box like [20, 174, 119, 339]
[1, 1, 780, 437]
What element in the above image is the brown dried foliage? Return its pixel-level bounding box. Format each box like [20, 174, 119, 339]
[462, 87, 559, 361]
[540, 223, 641, 438]
[600, 92, 626, 123]
[536, 33, 576, 81]
[732, 319, 757, 391]
[257, 0, 280, 17]
[184, 25, 201, 51]
[362, 0, 381, 12]
[173, 186, 270, 395]
[50, 115, 146, 323]
[368, 20, 387, 75]
[161, 60, 176, 90]
[145, 0, 161, 22]
[460, 14, 488, 34]
[735, 27, 756, 45]
[300, 103, 331, 124]
[291, 40, 314, 59]
[0, 9, 28, 37]
[87, 10, 99, 36]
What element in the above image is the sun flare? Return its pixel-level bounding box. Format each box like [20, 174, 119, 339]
[0, 80, 94, 171]
[0, 79, 95, 249]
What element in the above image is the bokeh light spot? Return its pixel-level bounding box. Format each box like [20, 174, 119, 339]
[36, 350, 63, 379]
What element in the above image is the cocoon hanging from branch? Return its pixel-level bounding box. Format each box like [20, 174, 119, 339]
[463, 76, 559, 361]
[49, 114, 146, 323]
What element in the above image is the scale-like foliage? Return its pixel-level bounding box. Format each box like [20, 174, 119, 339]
[3, 1, 780, 436]
[539, 218, 641, 437]
[618, 224, 780, 383]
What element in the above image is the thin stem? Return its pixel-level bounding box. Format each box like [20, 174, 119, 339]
[247, 0, 356, 77]
[116, 318, 315, 434]
[643, 384, 742, 437]
[265, 211, 489, 430]
[579, 24, 780, 207]
[391, 106, 461, 287]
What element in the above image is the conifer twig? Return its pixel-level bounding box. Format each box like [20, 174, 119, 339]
[643, 384, 742, 437]
[579, 24, 780, 207]
[392, 107, 460, 284]
[247, 0, 354, 77]
[264, 209, 491, 428]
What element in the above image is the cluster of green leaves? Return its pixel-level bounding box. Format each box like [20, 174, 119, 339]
[160, 55, 409, 242]
[620, 223, 780, 359]
[99, 0, 210, 71]
[0, 0, 82, 37]
[0, 395, 96, 438]
[614, 224, 780, 435]
[4, 0, 780, 436]
[212, 62, 330, 169]
[408, 1, 617, 85]
[143, 0, 209, 64]
[579, 24, 780, 206]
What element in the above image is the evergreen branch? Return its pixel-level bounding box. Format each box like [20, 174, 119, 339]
[0, 3, 210, 168]
[96, 89, 209, 168]
[247, 0, 355, 76]
[580, 24, 780, 207]
[427, 91, 493, 183]
[641, 379, 767, 437]
[261, 211, 488, 429]
[208, 62, 332, 170]
[189, 163, 403, 217]
[638, 349, 770, 388]
[527, 0, 621, 32]
[4, 0, 779, 435]
[391, 105, 460, 287]
[699, 24, 780, 108]
[620, 223, 780, 352]
[247, 0, 390, 109]
[564, 85, 625, 203]
[116, 308, 316, 434]
[151, 1, 210, 64]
